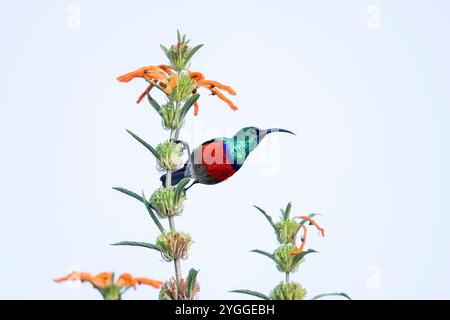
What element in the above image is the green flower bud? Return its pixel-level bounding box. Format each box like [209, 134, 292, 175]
[160, 32, 203, 72]
[274, 245, 304, 273]
[172, 73, 196, 102]
[159, 276, 200, 300]
[156, 231, 192, 261]
[159, 102, 184, 130]
[276, 219, 300, 245]
[150, 186, 185, 218]
[155, 141, 184, 171]
[270, 282, 307, 300]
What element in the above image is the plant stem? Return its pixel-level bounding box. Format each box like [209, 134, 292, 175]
[164, 71, 186, 299]
[166, 128, 182, 299]
[285, 272, 290, 283]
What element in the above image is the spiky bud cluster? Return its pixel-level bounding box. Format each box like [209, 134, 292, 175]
[150, 186, 185, 218]
[159, 276, 200, 300]
[276, 218, 300, 245]
[156, 231, 192, 261]
[172, 73, 196, 102]
[155, 141, 184, 171]
[159, 102, 184, 130]
[270, 282, 307, 300]
[160, 31, 203, 71]
[274, 245, 304, 273]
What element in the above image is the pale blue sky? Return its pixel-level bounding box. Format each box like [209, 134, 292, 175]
[1, 0, 449, 299]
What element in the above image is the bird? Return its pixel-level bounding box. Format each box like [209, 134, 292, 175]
[160, 126, 295, 190]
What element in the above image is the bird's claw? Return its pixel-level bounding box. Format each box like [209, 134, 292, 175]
[170, 139, 191, 156]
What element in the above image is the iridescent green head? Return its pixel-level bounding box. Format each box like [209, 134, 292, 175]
[225, 126, 295, 167]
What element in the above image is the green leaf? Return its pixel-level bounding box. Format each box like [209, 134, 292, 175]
[177, 30, 181, 43]
[253, 205, 277, 232]
[174, 177, 190, 202]
[142, 191, 165, 233]
[250, 249, 275, 262]
[180, 93, 200, 118]
[311, 292, 351, 300]
[293, 249, 318, 265]
[160, 44, 171, 60]
[230, 289, 271, 300]
[283, 202, 292, 220]
[185, 44, 203, 62]
[111, 241, 162, 252]
[147, 93, 160, 112]
[187, 268, 199, 297]
[126, 129, 159, 160]
[112, 187, 143, 203]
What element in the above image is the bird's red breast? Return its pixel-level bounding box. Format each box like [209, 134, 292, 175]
[201, 141, 237, 182]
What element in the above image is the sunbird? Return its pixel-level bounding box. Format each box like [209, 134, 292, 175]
[161, 126, 295, 189]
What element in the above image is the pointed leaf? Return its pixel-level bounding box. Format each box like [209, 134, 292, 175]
[311, 292, 351, 300]
[126, 129, 159, 160]
[160, 44, 171, 60]
[112, 187, 143, 203]
[174, 177, 190, 202]
[185, 44, 203, 62]
[142, 191, 165, 233]
[284, 202, 292, 220]
[187, 268, 199, 297]
[177, 30, 181, 43]
[230, 289, 271, 300]
[111, 241, 162, 252]
[250, 249, 275, 262]
[253, 205, 277, 232]
[180, 93, 200, 118]
[147, 93, 160, 112]
[293, 249, 318, 265]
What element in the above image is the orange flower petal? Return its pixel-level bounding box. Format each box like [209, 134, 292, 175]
[194, 101, 200, 116]
[54, 271, 95, 283]
[290, 224, 308, 256]
[158, 64, 174, 74]
[117, 66, 153, 82]
[133, 277, 164, 289]
[189, 71, 205, 82]
[209, 88, 238, 111]
[93, 272, 113, 288]
[117, 65, 170, 83]
[199, 80, 236, 96]
[116, 273, 136, 289]
[295, 216, 325, 237]
[137, 84, 154, 104]
[164, 75, 179, 94]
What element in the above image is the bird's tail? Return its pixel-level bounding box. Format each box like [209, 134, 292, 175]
[160, 164, 188, 187]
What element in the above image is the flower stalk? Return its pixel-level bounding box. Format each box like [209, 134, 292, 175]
[113, 31, 236, 300]
[231, 203, 351, 300]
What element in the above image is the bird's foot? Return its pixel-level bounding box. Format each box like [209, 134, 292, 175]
[183, 180, 198, 193]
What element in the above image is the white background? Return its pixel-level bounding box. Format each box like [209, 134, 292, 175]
[1, 1, 449, 299]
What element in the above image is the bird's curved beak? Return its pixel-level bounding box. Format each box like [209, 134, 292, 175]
[266, 128, 296, 135]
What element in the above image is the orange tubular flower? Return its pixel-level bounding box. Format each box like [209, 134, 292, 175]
[290, 216, 325, 256]
[189, 71, 237, 115]
[117, 64, 173, 83]
[54, 271, 163, 299]
[133, 277, 165, 289]
[164, 74, 179, 94]
[115, 273, 164, 289]
[136, 84, 154, 104]
[54, 271, 113, 288]
[117, 64, 174, 104]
